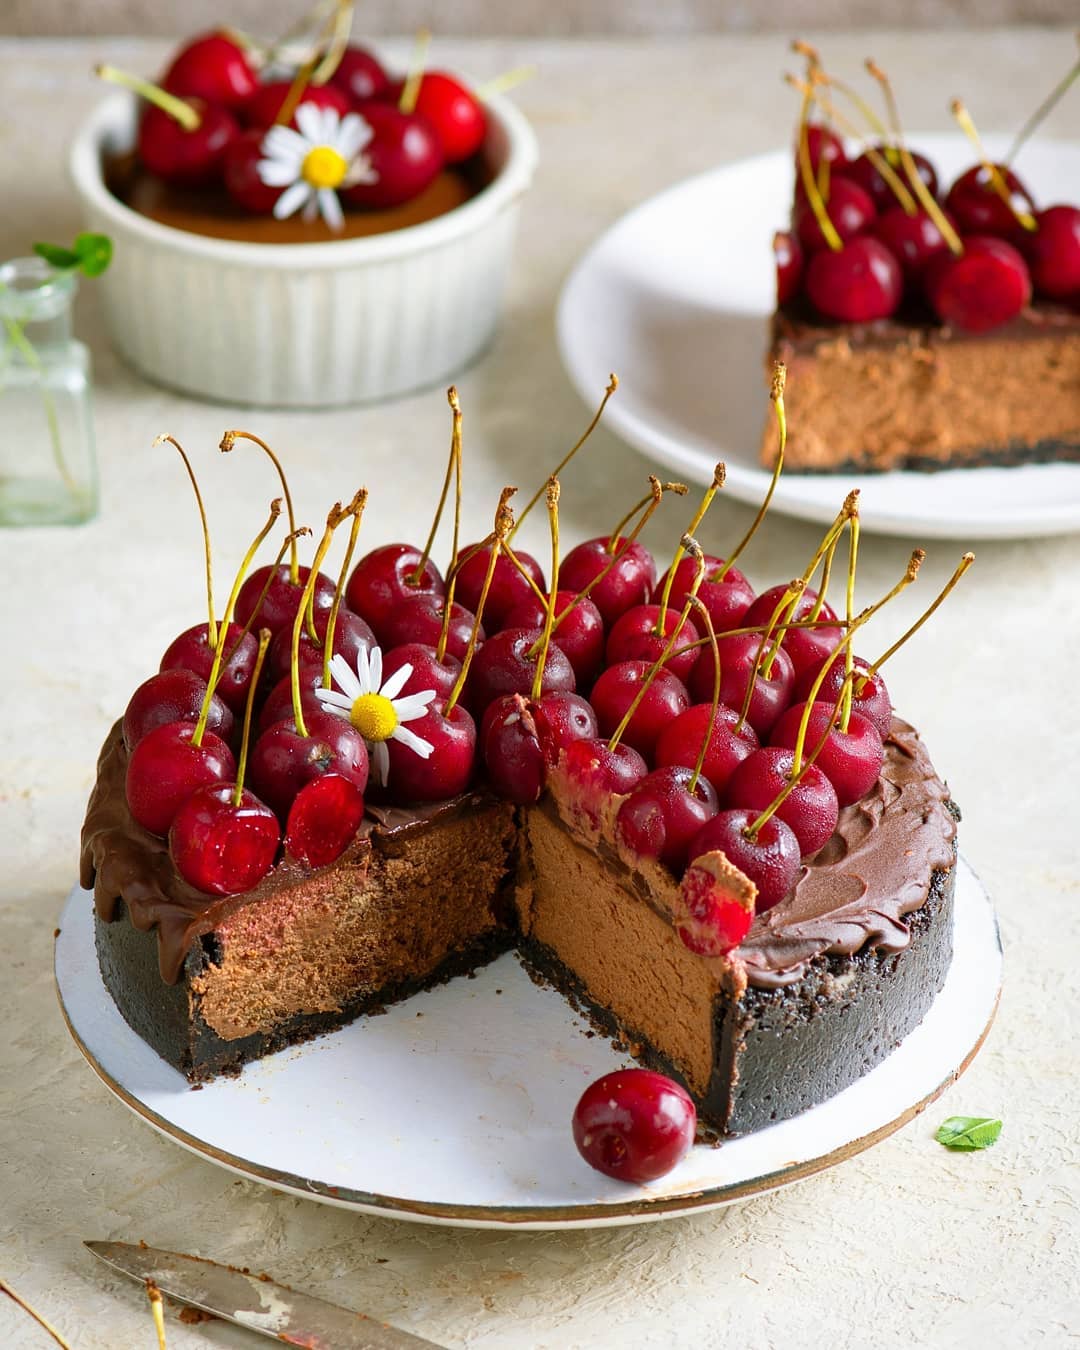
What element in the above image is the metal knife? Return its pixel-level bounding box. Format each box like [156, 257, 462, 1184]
[85, 1240, 443, 1349]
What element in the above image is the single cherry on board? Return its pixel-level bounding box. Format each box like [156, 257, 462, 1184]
[242, 83, 350, 130]
[389, 71, 486, 163]
[945, 164, 1035, 240]
[123, 668, 235, 752]
[654, 703, 758, 796]
[249, 711, 370, 820]
[614, 765, 719, 874]
[805, 235, 903, 323]
[769, 702, 884, 807]
[341, 102, 444, 209]
[234, 563, 337, 639]
[465, 627, 575, 719]
[774, 230, 804, 306]
[384, 698, 476, 802]
[223, 128, 285, 213]
[725, 746, 839, 857]
[330, 45, 391, 104]
[503, 590, 606, 688]
[161, 31, 259, 109]
[688, 808, 801, 912]
[1023, 204, 1080, 301]
[285, 772, 366, 868]
[560, 536, 658, 630]
[453, 543, 546, 633]
[572, 1069, 696, 1183]
[923, 235, 1032, 333]
[160, 621, 259, 714]
[125, 721, 236, 836]
[591, 660, 691, 760]
[169, 784, 280, 896]
[795, 177, 877, 254]
[345, 543, 445, 644]
[480, 693, 546, 804]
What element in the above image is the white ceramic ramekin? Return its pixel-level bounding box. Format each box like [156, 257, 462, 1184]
[70, 92, 537, 407]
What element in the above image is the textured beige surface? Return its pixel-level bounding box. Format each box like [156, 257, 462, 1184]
[1, 30, 1079, 1350]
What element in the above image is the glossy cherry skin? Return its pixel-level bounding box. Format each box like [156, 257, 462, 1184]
[795, 177, 876, 254]
[242, 83, 350, 129]
[249, 711, 369, 820]
[123, 668, 235, 753]
[125, 721, 237, 836]
[345, 544, 444, 645]
[573, 1069, 696, 1183]
[801, 124, 848, 175]
[770, 702, 884, 807]
[390, 71, 486, 163]
[945, 164, 1035, 240]
[590, 660, 690, 760]
[873, 206, 952, 280]
[234, 564, 337, 639]
[267, 607, 375, 684]
[341, 103, 443, 209]
[160, 621, 258, 714]
[794, 655, 892, 740]
[675, 853, 755, 954]
[378, 593, 481, 663]
[222, 128, 283, 213]
[465, 627, 575, 719]
[842, 146, 938, 211]
[924, 235, 1032, 334]
[805, 235, 903, 322]
[452, 543, 546, 633]
[169, 784, 280, 896]
[655, 555, 756, 635]
[741, 585, 841, 681]
[138, 99, 239, 186]
[725, 747, 839, 857]
[556, 738, 648, 831]
[503, 590, 606, 689]
[614, 765, 719, 874]
[381, 643, 462, 702]
[605, 605, 702, 684]
[481, 694, 546, 803]
[654, 703, 758, 796]
[385, 700, 476, 802]
[688, 633, 794, 740]
[533, 690, 599, 763]
[329, 45, 390, 104]
[774, 229, 803, 305]
[560, 536, 658, 630]
[162, 31, 259, 108]
[1024, 205, 1080, 301]
[688, 808, 801, 912]
[258, 669, 326, 735]
[284, 773, 366, 868]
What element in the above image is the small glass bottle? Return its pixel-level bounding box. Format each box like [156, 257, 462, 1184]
[0, 256, 98, 526]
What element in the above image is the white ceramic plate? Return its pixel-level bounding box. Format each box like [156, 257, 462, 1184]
[56, 858, 1000, 1230]
[557, 133, 1080, 540]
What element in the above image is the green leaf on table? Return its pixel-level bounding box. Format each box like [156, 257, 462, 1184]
[33, 242, 81, 270]
[33, 233, 113, 278]
[935, 1116, 1002, 1151]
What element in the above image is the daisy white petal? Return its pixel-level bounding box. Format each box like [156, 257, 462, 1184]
[315, 688, 355, 711]
[294, 100, 326, 145]
[274, 179, 312, 221]
[257, 158, 302, 187]
[318, 187, 344, 232]
[261, 124, 308, 162]
[337, 112, 374, 161]
[346, 153, 379, 187]
[369, 645, 383, 692]
[354, 647, 372, 695]
[392, 691, 437, 722]
[379, 662, 413, 701]
[329, 652, 361, 698]
[392, 724, 435, 758]
[372, 740, 390, 785]
[316, 694, 351, 721]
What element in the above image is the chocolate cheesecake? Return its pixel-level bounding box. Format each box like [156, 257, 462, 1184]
[82, 717, 957, 1136]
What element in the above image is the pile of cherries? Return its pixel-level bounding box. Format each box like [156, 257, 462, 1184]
[776, 124, 1080, 332]
[112, 26, 486, 212]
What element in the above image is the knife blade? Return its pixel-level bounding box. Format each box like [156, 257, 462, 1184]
[84, 1240, 443, 1349]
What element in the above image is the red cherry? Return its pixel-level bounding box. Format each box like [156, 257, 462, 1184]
[341, 103, 443, 209]
[169, 784, 279, 895]
[801, 124, 848, 174]
[945, 164, 1035, 240]
[774, 229, 804, 305]
[805, 235, 903, 322]
[1023, 205, 1080, 301]
[554, 737, 648, 832]
[480, 694, 546, 803]
[873, 206, 953, 280]
[329, 45, 390, 104]
[125, 721, 236, 836]
[924, 235, 1031, 333]
[842, 146, 938, 211]
[160, 621, 258, 714]
[654, 703, 758, 795]
[614, 765, 719, 873]
[345, 544, 444, 645]
[222, 128, 283, 213]
[267, 607, 375, 684]
[572, 1069, 696, 1183]
[234, 564, 336, 639]
[502, 590, 605, 689]
[655, 556, 756, 635]
[123, 668, 235, 752]
[242, 84, 350, 129]
[769, 702, 884, 806]
[284, 773, 366, 868]
[379, 593, 481, 663]
[590, 660, 690, 760]
[161, 31, 259, 109]
[258, 669, 326, 735]
[452, 543, 546, 633]
[688, 633, 794, 739]
[385, 699, 476, 802]
[560, 536, 657, 630]
[688, 808, 801, 912]
[725, 747, 839, 857]
[675, 851, 755, 954]
[532, 690, 599, 763]
[793, 655, 892, 740]
[605, 605, 702, 684]
[390, 71, 485, 163]
[381, 643, 462, 702]
[795, 178, 876, 254]
[465, 627, 575, 719]
[249, 711, 369, 819]
[138, 99, 239, 185]
[741, 585, 841, 680]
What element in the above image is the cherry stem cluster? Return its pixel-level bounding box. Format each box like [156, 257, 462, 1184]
[530, 478, 562, 702]
[221, 430, 301, 585]
[323, 489, 369, 689]
[290, 499, 353, 737]
[655, 461, 725, 633]
[234, 628, 272, 805]
[445, 488, 517, 716]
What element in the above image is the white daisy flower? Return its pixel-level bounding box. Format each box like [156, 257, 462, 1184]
[315, 646, 437, 786]
[257, 102, 378, 232]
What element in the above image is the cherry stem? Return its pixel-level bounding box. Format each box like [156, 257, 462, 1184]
[512, 375, 619, 539]
[736, 578, 805, 732]
[223, 527, 312, 669]
[147, 1281, 166, 1350]
[399, 27, 431, 115]
[606, 476, 684, 552]
[0, 1274, 73, 1350]
[476, 65, 537, 99]
[221, 431, 300, 585]
[290, 502, 347, 737]
[808, 532, 838, 623]
[234, 629, 272, 806]
[310, 0, 354, 86]
[436, 391, 465, 665]
[260, 0, 336, 68]
[656, 462, 725, 634]
[323, 489, 369, 690]
[686, 592, 721, 796]
[950, 98, 1038, 232]
[606, 536, 704, 753]
[722, 362, 786, 581]
[798, 46, 891, 142]
[445, 488, 517, 716]
[862, 552, 974, 686]
[840, 501, 861, 732]
[795, 83, 844, 251]
[192, 498, 283, 747]
[94, 64, 201, 129]
[153, 433, 216, 650]
[275, 51, 320, 127]
[1006, 50, 1080, 165]
[413, 386, 461, 587]
[530, 478, 561, 702]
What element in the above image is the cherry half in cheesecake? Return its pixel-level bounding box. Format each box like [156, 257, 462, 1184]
[573, 1069, 696, 1183]
[285, 772, 367, 869]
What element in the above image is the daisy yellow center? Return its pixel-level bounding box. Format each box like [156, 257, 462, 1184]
[302, 145, 348, 190]
[350, 693, 398, 742]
